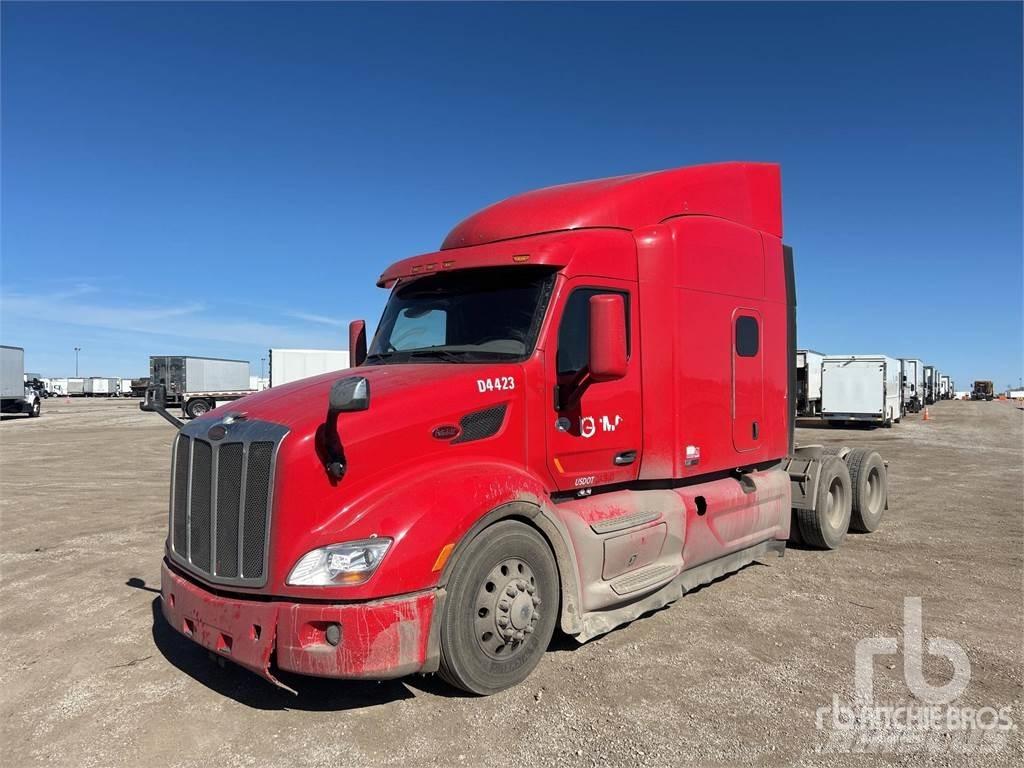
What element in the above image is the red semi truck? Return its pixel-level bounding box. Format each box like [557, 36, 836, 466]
[155, 163, 889, 694]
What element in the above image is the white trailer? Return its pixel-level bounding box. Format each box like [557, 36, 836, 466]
[795, 349, 824, 417]
[0, 345, 40, 417]
[899, 358, 925, 413]
[84, 377, 118, 396]
[67, 378, 85, 396]
[940, 374, 952, 400]
[268, 348, 350, 388]
[146, 356, 253, 419]
[922, 365, 939, 405]
[821, 355, 903, 427]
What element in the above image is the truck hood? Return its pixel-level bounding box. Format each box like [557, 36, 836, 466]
[194, 362, 529, 571]
[204, 362, 525, 443]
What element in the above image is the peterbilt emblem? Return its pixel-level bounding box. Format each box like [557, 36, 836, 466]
[208, 424, 227, 441]
[432, 424, 461, 440]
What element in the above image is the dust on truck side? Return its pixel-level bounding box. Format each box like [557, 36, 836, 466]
[157, 163, 890, 695]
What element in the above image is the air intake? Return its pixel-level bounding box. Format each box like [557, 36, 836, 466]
[452, 404, 508, 444]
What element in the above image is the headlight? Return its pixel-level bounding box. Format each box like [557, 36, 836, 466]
[286, 538, 392, 586]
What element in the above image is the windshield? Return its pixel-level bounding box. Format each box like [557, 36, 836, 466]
[367, 266, 555, 364]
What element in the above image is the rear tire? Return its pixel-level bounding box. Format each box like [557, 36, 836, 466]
[846, 449, 886, 532]
[185, 398, 212, 419]
[439, 520, 559, 695]
[796, 456, 852, 550]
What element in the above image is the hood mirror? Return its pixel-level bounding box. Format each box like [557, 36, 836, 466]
[330, 376, 370, 413]
[322, 375, 370, 480]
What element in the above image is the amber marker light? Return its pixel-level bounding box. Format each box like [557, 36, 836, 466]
[432, 543, 455, 572]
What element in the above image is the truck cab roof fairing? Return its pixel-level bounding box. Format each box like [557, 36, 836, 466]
[440, 162, 782, 250]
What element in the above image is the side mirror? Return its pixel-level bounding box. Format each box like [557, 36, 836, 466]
[322, 376, 370, 480]
[349, 320, 367, 367]
[589, 294, 628, 382]
[329, 376, 370, 413]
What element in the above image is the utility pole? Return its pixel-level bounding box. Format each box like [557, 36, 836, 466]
[74, 347, 81, 377]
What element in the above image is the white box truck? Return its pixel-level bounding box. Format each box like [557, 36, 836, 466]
[899, 358, 925, 413]
[146, 356, 253, 419]
[84, 377, 118, 396]
[795, 349, 824, 417]
[48, 378, 69, 396]
[67, 378, 85, 396]
[268, 348, 350, 388]
[821, 355, 903, 427]
[0, 346, 40, 417]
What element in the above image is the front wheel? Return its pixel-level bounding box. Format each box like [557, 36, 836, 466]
[439, 520, 559, 695]
[29, 399, 40, 417]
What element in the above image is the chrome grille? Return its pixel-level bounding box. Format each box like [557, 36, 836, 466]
[168, 418, 287, 587]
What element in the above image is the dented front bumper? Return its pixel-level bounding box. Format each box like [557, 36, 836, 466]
[160, 559, 438, 691]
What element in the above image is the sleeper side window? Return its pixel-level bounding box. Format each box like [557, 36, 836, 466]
[557, 288, 630, 376]
[736, 315, 759, 357]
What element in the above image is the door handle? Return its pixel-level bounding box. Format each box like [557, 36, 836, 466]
[614, 450, 637, 466]
[752, 421, 759, 440]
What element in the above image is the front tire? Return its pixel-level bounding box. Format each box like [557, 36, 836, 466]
[439, 520, 559, 695]
[29, 400, 40, 417]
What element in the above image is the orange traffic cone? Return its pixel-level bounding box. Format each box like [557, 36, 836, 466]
[922, 407, 931, 421]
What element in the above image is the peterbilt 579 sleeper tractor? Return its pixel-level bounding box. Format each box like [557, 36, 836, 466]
[148, 163, 889, 695]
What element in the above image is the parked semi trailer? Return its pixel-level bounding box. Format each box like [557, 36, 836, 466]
[900, 358, 925, 413]
[940, 374, 952, 400]
[821, 355, 902, 427]
[0, 346, 40, 417]
[150, 163, 890, 695]
[795, 349, 824, 417]
[268, 348, 350, 388]
[923, 365, 939, 405]
[146, 356, 253, 419]
[67, 378, 85, 396]
[972, 380, 995, 401]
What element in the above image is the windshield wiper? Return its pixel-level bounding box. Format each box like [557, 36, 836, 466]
[406, 349, 467, 363]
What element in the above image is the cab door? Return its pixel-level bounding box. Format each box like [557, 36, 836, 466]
[545, 280, 643, 491]
[732, 309, 763, 453]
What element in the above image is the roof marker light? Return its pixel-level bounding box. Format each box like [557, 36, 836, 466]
[512, 254, 530, 263]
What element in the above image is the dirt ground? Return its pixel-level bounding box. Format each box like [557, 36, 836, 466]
[1, 397, 1021, 767]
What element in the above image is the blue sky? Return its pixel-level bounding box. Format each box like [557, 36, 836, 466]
[2, 2, 1021, 388]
